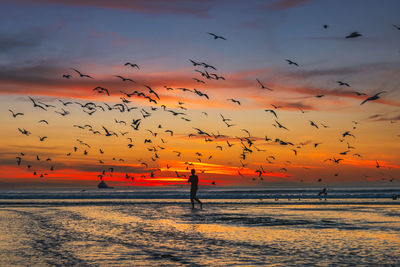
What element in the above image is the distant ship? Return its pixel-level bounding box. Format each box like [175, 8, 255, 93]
[97, 180, 114, 189]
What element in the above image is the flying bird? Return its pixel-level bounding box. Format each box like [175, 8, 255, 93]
[227, 99, 241, 105]
[256, 79, 273, 91]
[71, 68, 93, 79]
[286, 59, 299, 66]
[309, 120, 319, 129]
[345, 32, 362, 38]
[9, 109, 24, 118]
[275, 120, 289, 130]
[93, 86, 110, 96]
[124, 62, 140, 69]
[265, 109, 278, 118]
[360, 91, 387, 105]
[115, 75, 135, 82]
[337, 81, 350, 87]
[28, 97, 47, 110]
[207, 32, 226, 40]
[145, 85, 160, 100]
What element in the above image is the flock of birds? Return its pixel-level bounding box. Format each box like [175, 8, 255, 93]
[7, 28, 399, 189]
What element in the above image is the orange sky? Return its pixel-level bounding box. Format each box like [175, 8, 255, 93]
[0, 0, 399, 188]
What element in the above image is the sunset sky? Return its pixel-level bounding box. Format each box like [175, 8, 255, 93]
[1, 0, 399, 188]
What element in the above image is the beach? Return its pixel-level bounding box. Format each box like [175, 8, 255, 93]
[0, 189, 399, 266]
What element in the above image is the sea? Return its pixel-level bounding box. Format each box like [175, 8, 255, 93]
[0, 187, 399, 266]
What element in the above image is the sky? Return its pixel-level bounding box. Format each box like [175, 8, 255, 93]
[0, 0, 399, 189]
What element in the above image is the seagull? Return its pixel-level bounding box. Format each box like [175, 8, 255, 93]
[207, 32, 226, 40]
[62, 74, 71, 79]
[193, 78, 205, 83]
[201, 62, 217, 70]
[342, 131, 355, 138]
[194, 89, 209, 99]
[93, 86, 110, 96]
[9, 109, 24, 118]
[165, 130, 173, 136]
[265, 109, 278, 118]
[275, 120, 289, 130]
[337, 81, 350, 87]
[175, 171, 186, 178]
[193, 128, 211, 136]
[352, 91, 367, 96]
[71, 68, 93, 78]
[145, 85, 160, 100]
[227, 99, 241, 105]
[286, 59, 299, 66]
[376, 160, 381, 168]
[189, 59, 202, 66]
[102, 126, 115, 137]
[124, 62, 140, 69]
[115, 75, 135, 82]
[18, 128, 31, 136]
[211, 73, 225, 80]
[360, 91, 387, 105]
[55, 108, 70, 116]
[309, 120, 319, 129]
[345, 32, 362, 38]
[256, 79, 273, 91]
[59, 99, 73, 106]
[28, 97, 47, 110]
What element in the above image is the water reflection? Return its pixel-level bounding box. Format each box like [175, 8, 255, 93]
[0, 203, 399, 266]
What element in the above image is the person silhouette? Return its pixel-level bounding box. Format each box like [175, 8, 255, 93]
[188, 169, 203, 209]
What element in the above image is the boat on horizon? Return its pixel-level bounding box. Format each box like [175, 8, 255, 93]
[97, 180, 114, 189]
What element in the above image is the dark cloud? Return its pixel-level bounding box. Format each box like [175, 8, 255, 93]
[367, 114, 400, 122]
[13, 0, 216, 18]
[271, 100, 315, 111]
[285, 62, 400, 79]
[0, 31, 43, 53]
[265, 0, 311, 10]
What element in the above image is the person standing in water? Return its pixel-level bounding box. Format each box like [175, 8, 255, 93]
[188, 169, 202, 209]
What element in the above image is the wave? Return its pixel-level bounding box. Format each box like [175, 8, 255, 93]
[0, 188, 399, 200]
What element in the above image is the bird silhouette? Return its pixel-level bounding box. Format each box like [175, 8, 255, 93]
[28, 97, 47, 110]
[345, 32, 362, 38]
[337, 81, 350, 87]
[208, 32, 226, 40]
[360, 91, 387, 105]
[115, 75, 135, 82]
[71, 68, 93, 78]
[256, 79, 273, 91]
[265, 109, 278, 118]
[9, 109, 24, 118]
[286, 59, 299, 66]
[124, 62, 140, 69]
[227, 98, 241, 105]
[93, 86, 110, 96]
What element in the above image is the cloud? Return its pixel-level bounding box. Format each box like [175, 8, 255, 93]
[367, 114, 400, 122]
[265, 0, 311, 10]
[0, 30, 44, 53]
[13, 0, 215, 18]
[1, 62, 399, 109]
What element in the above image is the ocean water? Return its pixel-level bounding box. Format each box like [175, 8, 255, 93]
[0, 188, 399, 266]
